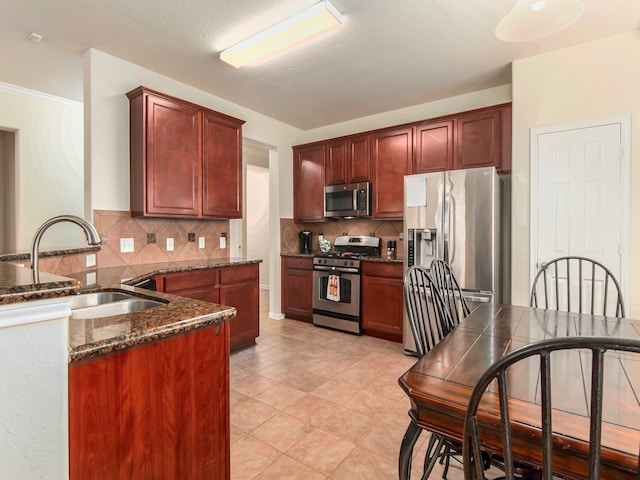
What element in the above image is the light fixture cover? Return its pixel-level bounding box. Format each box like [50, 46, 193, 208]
[495, 0, 585, 42]
[220, 0, 343, 68]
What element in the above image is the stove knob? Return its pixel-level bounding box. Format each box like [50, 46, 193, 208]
[349, 260, 354, 267]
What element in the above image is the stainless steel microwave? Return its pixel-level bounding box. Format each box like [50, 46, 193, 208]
[324, 182, 371, 218]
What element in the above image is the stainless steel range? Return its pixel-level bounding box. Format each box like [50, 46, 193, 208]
[312, 235, 381, 334]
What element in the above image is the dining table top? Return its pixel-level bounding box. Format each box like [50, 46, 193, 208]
[398, 303, 640, 479]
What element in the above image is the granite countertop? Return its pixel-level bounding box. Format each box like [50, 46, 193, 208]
[0, 257, 262, 363]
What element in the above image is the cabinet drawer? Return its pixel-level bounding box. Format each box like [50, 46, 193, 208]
[219, 263, 258, 284]
[362, 262, 403, 278]
[162, 269, 217, 292]
[283, 256, 313, 270]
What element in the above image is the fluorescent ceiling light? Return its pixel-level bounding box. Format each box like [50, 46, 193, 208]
[495, 0, 585, 42]
[220, 0, 343, 68]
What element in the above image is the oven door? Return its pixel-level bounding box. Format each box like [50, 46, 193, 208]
[312, 268, 360, 318]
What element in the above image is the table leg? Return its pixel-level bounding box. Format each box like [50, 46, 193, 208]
[399, 420, 422, 480]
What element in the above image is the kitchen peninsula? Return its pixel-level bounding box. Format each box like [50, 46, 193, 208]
[0, 257, 261, 480]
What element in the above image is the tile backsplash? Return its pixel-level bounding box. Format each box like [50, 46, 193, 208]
[93, 210, 230, 268]
[280, 218, 403, 258]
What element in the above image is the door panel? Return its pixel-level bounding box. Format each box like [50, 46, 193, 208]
[535, 124, 622, 283]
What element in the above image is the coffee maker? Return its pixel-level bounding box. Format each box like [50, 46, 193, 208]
[299, 230, 312, 254]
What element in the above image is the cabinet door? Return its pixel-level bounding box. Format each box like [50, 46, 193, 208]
[325, 139, 348, 186]
[202, 111, 244, 218]
[219, 264, 260, 351]
[293, 144, 326, 222]
[69, 324, 230, 480]
[156, 270, 219, 303]
[454, 108, 501, 170]
[371, 127, 413, 220]
[145, 93, 202, 217]
[414, 120, 453, 173]
[361, 263, 403, 338]
[346, 133, 371, 182]
[281, 257, 314, 321]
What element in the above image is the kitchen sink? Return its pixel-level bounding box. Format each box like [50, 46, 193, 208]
[69, 291, 165, 319]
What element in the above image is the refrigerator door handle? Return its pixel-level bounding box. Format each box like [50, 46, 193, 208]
[443, 176, 451, 264]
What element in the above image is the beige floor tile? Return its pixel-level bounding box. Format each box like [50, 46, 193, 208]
[255, 362, 298, 382]
[282, 371, 330, 393]
[230, 388, 252, 409]
[251, 412, 315, 452]
[330, 445, 397, 480]
[231, 398, 278, 433]
[344, 387, 401, 419]
[230, 373, 278, 397]
[254, 455, 327, 480]
[317, 408, 376, 444]
[284, 394, 337, 426]
[288, 428, 356, 476]
[254, 383, 307, 411]
[231, 435, 281, 480]
[358, 420, 408, 462]
[311, 378, 361, 406]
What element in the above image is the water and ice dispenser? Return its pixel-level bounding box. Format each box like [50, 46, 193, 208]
[407, 228, 437, 267]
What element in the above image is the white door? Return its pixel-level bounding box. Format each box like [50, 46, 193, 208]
[531, 116, 629, 309]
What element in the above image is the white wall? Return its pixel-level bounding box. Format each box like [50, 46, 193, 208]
[511, 30, 640, 316]
[0, 83, 83, 253]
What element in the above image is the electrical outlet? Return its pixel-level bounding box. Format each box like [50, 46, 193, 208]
[86, 272, 97, 285]
[199, 237, 205, 249]
[86, 254, 96, 268]
[120, 238, 134, 253]
[166, 237, 174, 251]
[219, 236, 226, 249]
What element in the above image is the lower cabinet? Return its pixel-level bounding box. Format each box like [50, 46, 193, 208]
[361, 262, 403, 341]
[281, 256, 314, 322]
[155, 263, 259, 351]
[69, 323, 230, 480]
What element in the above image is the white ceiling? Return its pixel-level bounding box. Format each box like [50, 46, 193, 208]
[1, 0, 638, 130]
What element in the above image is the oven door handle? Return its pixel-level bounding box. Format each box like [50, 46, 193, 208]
[313, 266, 359, 274]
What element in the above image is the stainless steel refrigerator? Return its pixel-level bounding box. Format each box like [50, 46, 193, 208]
[402, 166, 509, 353]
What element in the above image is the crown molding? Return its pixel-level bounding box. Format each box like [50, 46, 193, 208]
[0, 81, 82, 108]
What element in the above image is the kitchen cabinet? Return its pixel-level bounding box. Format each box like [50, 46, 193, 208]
[281, 256, 314, 322]
[371, 126, 413, 220]
[361, 262, 403, 341]
[155, 263, 259, 351]
[69, 323, 230, 480]
[325, 134, 372, 185]
[128, 86, 244, 220]
[293, 143, 326, 222]
[414, 119, 454, 173]
[454, 103, 512, 172]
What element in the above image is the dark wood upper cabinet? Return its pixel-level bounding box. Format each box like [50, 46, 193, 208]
[128, 86, 244, 220]
[293, 143, 326, 222]
[414, 119, 454, 173]
[371, 126, 413, 220]
[202, 110, 243, 218]
[346, 133, 372, 182]
[325, 139, 348, 186]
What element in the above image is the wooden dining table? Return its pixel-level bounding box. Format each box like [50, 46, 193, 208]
[398, 303, 640, 480]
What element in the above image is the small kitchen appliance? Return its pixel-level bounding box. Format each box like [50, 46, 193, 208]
[312, 235, 381, 334]
[323, 182, 371, 218]
[299, 230, 312, 254]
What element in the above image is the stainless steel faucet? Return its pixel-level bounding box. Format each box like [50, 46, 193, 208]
[30, 215, 101, 282]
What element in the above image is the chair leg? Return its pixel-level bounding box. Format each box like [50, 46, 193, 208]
[421, 434, 446, 480]
[399, 421, 422, 480]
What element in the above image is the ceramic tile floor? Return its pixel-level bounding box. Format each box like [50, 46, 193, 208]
[229, 290, 504, 479]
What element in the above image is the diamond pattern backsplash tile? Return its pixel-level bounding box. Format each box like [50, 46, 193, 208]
[93, 210, 230, 267]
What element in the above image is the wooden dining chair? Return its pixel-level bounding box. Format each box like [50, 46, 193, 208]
[530, 256, 625, 318]
[462, 336, 640, 480]
[430, 259, 471, 326]
[400, 265, 458, 480]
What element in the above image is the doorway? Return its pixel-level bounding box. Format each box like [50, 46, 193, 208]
[0, 129, 17, 253]
[530, 115, 630, 301]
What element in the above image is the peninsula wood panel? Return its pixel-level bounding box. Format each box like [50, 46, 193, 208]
[69, 323, 230, 480]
